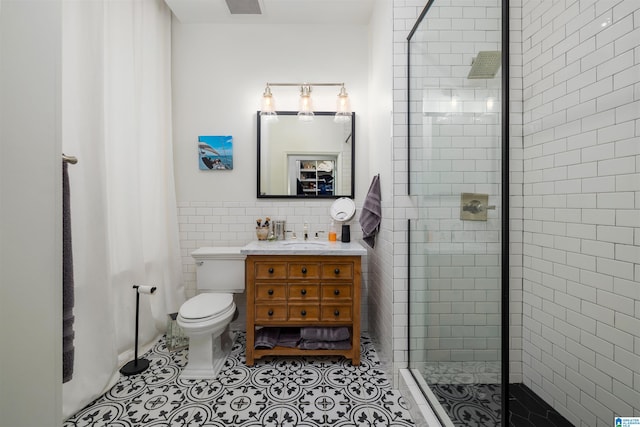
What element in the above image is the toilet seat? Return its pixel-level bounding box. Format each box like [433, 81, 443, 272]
[178, 293, 234, 323]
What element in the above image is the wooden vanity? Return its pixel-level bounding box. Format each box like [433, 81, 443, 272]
[242, 241, 366, 366]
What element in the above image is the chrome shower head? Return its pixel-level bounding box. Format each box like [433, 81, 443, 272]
[467, 51, 502, 79]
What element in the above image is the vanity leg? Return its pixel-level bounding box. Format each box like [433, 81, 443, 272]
[351, 329, 360, 366]
[245, 260, 255, 366]
[246, 326, 255, 366]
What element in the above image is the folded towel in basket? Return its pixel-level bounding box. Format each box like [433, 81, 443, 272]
[255, 327, 280, 349]
[299, 339, 352, 350]
[301, 327, 350, 342]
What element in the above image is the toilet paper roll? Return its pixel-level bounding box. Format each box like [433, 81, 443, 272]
[136, 285, 157, 294]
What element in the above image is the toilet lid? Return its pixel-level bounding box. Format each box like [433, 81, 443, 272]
[179, 293, 233, 320]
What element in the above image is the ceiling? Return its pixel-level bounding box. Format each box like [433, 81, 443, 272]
[164, 0, 374, 25]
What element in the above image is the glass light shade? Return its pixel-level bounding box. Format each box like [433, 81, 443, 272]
[334, 86, 351, 122]
[260, 86, 277, 117]
[297, 85, 314, 121]
[336, 87, 351, 113]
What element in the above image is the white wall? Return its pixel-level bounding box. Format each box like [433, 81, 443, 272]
[366, 0, 395, 374]
[521, 0, 640, 424]
[172, 21, 373, 331]
[0, 1, 63, 425]
[172, 22, 370, 203]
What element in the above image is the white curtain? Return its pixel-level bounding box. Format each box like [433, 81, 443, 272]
[61, 0, 184, 418]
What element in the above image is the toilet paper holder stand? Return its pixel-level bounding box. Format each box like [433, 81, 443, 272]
[120, 284, 157, 376]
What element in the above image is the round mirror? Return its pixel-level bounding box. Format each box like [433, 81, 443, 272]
[330, 197, 356, 222]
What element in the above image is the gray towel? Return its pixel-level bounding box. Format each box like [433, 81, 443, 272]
[299, 339, 352, 350]
[277, 328, 301, 348]
[255, 328, 280, 349]
[359, 174, 381, 248]
[301, 327, 350, 342]
[62, 161, 75, 383]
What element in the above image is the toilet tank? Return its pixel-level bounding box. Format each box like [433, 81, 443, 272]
[191, 247, 246, 293]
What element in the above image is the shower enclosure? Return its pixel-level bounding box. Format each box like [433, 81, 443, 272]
[407, 0, 509, 424]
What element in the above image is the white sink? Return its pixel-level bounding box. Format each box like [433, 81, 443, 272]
[281, 241, 329, 246]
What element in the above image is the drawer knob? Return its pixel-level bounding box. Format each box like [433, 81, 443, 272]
[301, 267, 307, 274]
[268, 267, 274, 274]
[334, 268, 340, 274]
[334, 289, 340, 295]
[268, 289, 274, 295]
[268, 309, 274, 316]
[301, 310, 307, 316]
[334, 310, 340, 316]
[301, 289, 307, 295]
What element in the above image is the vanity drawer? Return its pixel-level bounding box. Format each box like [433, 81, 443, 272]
[288, 263, 320, 279]
[321, 284, 352, 301]
[255, 304, 287, 322]
[255, 262, 287, 280]
[255, 283, 286, 301]
[321, 304, 352, 322]
[287, 304, 320, 321]
[321, 263, 354, 280]
[288, 284, 319, 301]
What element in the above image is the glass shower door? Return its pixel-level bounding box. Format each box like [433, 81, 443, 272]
[407, 0, 506, 425]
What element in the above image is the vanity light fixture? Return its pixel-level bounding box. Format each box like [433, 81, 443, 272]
[334, 85, 351, 123]
[259, 82, 352, 122]
[297, 84, 314, 122]
[260, 85, 277, 117]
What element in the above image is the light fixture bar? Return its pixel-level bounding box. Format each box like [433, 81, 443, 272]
[266, 82, 345, 87]
[260, 82, 352, 122]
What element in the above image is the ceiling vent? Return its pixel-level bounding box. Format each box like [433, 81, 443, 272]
[225, 0, 262, 14]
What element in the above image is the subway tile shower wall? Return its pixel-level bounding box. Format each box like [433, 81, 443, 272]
[402, 0, 506, 378]
[520, 1, 640, 426]
[391, 0, 527, 387]
[176, 200, 369, 332]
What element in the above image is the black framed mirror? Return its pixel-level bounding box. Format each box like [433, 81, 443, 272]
[257, 111, 355, 198]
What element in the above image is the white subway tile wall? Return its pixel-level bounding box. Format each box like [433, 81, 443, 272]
[391, 0, 422, 386]
[522, 0, 640, 424]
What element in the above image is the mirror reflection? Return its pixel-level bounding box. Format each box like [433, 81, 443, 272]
[257, 111, 355, 198]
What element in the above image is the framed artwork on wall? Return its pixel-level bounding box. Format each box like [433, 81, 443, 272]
[198, 135, 233, 170]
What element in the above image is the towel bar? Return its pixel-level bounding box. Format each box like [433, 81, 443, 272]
[62, 154, 78, 164]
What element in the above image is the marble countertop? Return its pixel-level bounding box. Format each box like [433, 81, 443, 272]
[241, 239, 368, 256]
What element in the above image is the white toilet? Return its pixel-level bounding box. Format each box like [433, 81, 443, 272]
[177, 247, 245, 380]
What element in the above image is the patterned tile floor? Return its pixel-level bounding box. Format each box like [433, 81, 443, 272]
[64, 332, 415, 427]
